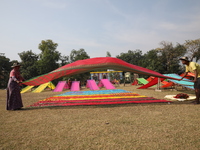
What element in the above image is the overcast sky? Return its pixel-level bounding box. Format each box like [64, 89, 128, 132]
[1, 0, 200, 61]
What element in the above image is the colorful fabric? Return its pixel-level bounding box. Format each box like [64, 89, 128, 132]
[28, 89, 170, 108]
[20, 85, 34, 93]
[23, 57, 178, 86]
[53, 81, 68, 92]
[32, 82, 55, 93]
[163, 74, 194, 85]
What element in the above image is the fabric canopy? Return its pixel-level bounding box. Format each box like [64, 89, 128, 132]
[23, 57, 178, 86]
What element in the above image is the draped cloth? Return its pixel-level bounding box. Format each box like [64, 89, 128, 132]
[6, 69, 24, 110]
[23, 57, 179, 86]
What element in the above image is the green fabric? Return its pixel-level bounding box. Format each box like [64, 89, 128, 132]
[137, 78, 149, 84]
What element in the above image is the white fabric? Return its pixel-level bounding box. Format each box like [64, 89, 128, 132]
[164, 95, 196, 101]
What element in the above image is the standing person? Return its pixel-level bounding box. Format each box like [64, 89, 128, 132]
[179, 57, 200, 104]
[92, 73, 98, 81]
[7, 63, 24, 110]
[103, 73, 107, 79]
[67, 79, 72, 89]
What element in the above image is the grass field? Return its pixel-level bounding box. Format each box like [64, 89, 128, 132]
[1, 84, 200, 150]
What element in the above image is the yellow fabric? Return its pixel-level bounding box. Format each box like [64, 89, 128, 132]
[32, 82, 55, 93]
[185, 62, 200, 78]
[47, 82, 55, 89]
[20, 86, 34, 93]
[90, 71, 122, 73]
[42, 95, 146, 101]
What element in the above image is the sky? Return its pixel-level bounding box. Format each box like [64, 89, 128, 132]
[0, 0, 200, 61]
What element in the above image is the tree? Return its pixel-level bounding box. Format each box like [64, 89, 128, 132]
[0, 55, 11, 88]
[116, 50, 144, 79]
[184, 38, 200, 62]
[142, 49, 164, 73]
[116, 49, 144, 66]
[156, 41, 186, 74]
[69, 48, 90, 63]
[37, 40, 61, 75]
[60, 55, 70, 66]
[69, 49, 90, 85]
[106, 51, 111, 57]
[18, 50, 39, 80]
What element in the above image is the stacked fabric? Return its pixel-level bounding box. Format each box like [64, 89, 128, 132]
[28, 89, 170, 107]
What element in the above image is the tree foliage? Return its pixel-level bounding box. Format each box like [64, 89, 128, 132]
[0, 55, 11, 88]
[3, 38, 199, 87]
[68, 49, 90, 85]
[37, 40, 61, 75]
[184, 38, 200, 62]
[116, 50, 144, 66]
[60, 55, 70, 66]
[142, 49, 163, 72]
[155, 41, 186, 74]
[18, 50, 39, 80]
[106, 51, 111, 57]
[69, 48, 90, 63]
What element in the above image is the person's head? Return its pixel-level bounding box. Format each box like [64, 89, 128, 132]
[179, 57, 190, 65]
[11, 63, 21, 70]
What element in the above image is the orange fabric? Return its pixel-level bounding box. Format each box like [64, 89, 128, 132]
[161, 82, 175, 88]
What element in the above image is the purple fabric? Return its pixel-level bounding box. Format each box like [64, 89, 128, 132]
[6, 77, 23, 110]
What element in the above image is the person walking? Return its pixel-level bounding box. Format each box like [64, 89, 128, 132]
[7, 63, 24, 110]
[179, 57, 200, 104]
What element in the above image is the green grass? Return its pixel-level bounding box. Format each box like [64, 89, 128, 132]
[1, 85, 200, 150]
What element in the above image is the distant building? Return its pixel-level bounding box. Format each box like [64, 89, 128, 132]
[90, 71, 123, 81]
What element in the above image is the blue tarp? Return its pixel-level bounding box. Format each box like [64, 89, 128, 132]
[163, 74, 194, 90]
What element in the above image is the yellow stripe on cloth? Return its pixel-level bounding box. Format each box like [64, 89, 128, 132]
[41, 95, 147, 101]
[51, 93, 140, 97]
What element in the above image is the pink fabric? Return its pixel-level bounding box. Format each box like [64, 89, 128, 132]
[70, 81, 80, 91]
[98, 80, 104, 88]
[53, 81, 67, 92]
[87, 80, 100, 90]
[100, 79, 116, 89]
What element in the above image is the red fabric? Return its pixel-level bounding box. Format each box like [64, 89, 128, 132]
[146, 76, 155, 82]
[161, 80, 169, 84]
[137, 77, 165, 89]
[180, 72, 195, 79]
[32, 100, 169, 106]
[23, 57, 178, 86]
[29, 97, 170, 107]
[161, 82, 175, 88]
[131, 80, 138, 85]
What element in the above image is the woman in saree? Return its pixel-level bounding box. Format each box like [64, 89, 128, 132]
[7, 63, 24, 110]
